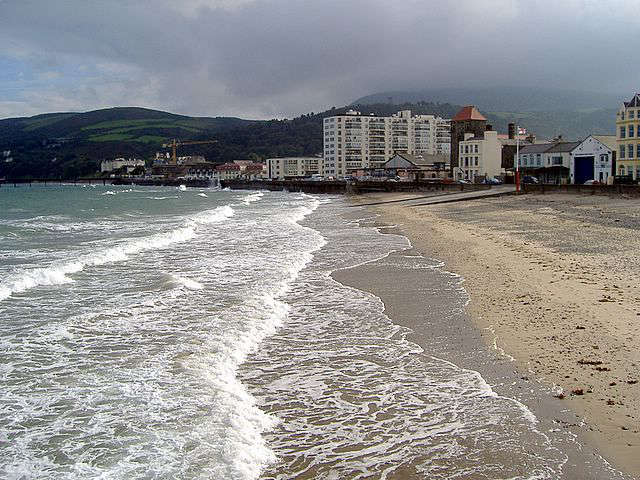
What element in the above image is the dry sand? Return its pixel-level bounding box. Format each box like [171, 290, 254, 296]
[352, 191, 640, 478]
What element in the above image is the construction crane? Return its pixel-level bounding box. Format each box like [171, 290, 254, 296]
[162, 139, 217, 165]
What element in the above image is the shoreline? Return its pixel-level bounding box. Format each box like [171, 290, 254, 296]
[336, 193, 640, 479]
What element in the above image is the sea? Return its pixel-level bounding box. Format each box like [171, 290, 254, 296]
[0, 184, 631, 479]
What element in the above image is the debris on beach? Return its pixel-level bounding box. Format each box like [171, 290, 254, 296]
[578, 359, 603, 366]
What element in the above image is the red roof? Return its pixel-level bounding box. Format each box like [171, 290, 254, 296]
[452, 105, 487, 122]
[216, 163, 241, 171]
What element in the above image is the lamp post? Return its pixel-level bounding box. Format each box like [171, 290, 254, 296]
[515, 126, 520, 193]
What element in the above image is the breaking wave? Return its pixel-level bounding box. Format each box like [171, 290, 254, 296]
[0, 205, 234, 302]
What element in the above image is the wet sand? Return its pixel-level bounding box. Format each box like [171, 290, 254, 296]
[343, 192, 640, 479]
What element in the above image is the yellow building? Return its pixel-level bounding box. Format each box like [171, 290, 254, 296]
[616, 93, 640, 179]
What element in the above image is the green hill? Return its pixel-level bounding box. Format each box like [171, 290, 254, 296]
[0, 107, 257, 178]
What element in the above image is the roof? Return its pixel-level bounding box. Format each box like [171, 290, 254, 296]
[545, 141, 581, 153]
[592, 135, 617, 151]
[518, 143, 553, 154]
[452, 105, 487, 122]
[217, 163, 241, 170]
[624, 93, 640, 108]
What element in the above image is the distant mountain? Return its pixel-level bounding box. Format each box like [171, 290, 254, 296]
[353, 87, 618, 140]
[353, 86, 624, 112]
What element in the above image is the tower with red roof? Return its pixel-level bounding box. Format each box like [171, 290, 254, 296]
[450, 106, 487, 175]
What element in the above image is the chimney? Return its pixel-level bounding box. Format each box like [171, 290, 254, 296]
[508, 123, 515, 139]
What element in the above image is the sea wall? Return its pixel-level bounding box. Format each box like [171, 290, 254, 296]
[221, 179, 492, 195]
[523, 183, 640, 196]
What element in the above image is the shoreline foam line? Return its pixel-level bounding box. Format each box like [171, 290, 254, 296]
[214, 196, 326, 476]
[0, 205, 234, 302]
[328, 211, 570, 477]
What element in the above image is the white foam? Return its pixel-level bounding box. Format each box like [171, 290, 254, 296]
[0, 205, 234, 302]
[243, 192, 264, 204]
[170, 275, 204, 290]
[197, 193, 208, 197]
[102, 191, 116, 196]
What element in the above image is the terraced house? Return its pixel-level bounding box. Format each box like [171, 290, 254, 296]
[616, 93, 640, 179]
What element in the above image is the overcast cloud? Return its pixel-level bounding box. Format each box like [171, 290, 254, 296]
[0, 0, 638, 119]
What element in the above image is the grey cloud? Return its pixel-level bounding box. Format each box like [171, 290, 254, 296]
[0, 0, 638, 119]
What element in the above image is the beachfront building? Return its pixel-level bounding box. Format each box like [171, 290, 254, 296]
[216, 161, 266, 181]
[267, 156, 323, 180]
[322, 109, 451, 178]
[457, 129, 502, 182]
[101, 157, 145, 173]
[616, 93, 640, 179]
[450, 106, 487, 175]
[571, 135, 615, 184]
[517, 137, 614, 184]
[184, 162, 219, 181]
[350, 152, 449, 181]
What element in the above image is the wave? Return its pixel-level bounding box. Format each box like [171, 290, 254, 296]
[0, 205, 234, 302]
[243, 192, 264, 205]
[181, 196, 325, 477]
[169, 274, 204, 290]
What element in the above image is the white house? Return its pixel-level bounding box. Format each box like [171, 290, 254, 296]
[457, 130, 502, 181]
[570, 135, 615, 184]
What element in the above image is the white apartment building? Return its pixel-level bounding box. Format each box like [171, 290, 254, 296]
[267, 157, 323, 179]
[323, 110, 450, 178]
[457, 130, 502, 181]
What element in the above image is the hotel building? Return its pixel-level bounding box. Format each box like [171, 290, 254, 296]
[616, 93, 640, 179]
[322, 110, 451, 178]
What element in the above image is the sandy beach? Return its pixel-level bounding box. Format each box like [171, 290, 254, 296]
[346, 191, 640, 478]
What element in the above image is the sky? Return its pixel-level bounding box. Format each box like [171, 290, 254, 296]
[0, 0, 638, 120]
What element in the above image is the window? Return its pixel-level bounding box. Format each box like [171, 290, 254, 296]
[475, 157, 478, 166]
[637, 144, 640, 159]
[474, 145, 479, 153]
[630, 110, 636, 119]
[465, 145, 469, 154]
[464, 157, 469, 167]
[620, 145, 625, 158]
[629, 144, 634, 158]
[630, 125, 635, 137]
[620, 126, 626, 139]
